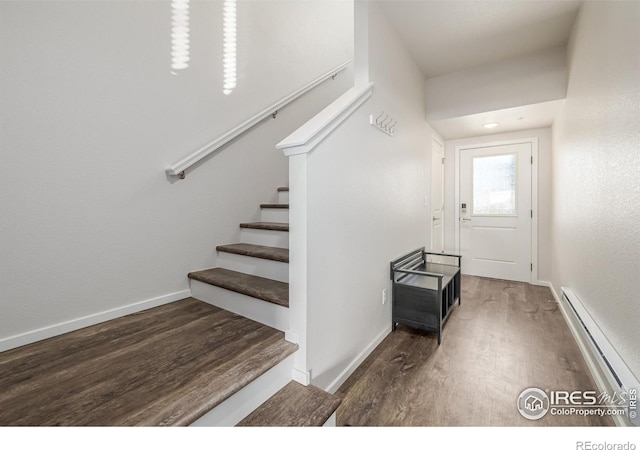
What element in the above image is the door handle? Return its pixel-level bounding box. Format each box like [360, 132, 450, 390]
[432, 217, 439, 221]
[461, 218, 472, 222]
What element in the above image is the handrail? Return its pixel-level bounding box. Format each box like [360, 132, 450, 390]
[166, 60, 351, 179]
[276, 82, 374, 156]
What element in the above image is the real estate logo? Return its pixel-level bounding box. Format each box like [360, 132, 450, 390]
[517, 387, 550, 420]
[517, 387, 636, 421]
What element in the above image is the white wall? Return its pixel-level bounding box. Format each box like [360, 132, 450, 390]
[443, 128, 553, 283]
[0, 1, 352, 347]
[426, 47, 567, 121]
[304, 4, 441, 390]
[551, 2, 640, 378]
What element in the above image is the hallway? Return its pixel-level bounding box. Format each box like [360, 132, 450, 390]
[336, 276, 612, 426]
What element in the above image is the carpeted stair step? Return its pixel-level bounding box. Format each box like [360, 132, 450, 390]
[188, 268, 288, 308]
[217, 243, 289, 263]
[237, 381, 341, 427]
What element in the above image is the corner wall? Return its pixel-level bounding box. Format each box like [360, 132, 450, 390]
[550, 2, 640, 379]
[304, 4, 441, 390]
[0, 1, 352, 347]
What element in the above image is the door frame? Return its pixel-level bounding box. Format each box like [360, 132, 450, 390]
[430, 137, 445, 252]
[454, 137, 539, 284]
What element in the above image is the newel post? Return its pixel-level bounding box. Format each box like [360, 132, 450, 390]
[285, 152, 311, 385]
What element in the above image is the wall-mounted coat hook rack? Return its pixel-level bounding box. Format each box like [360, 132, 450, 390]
[370, 111, 396, 136]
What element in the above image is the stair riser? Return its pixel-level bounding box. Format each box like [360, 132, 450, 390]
[191, 280, 289, 332]
[240, 228, 289, 249]
[190, 353, 295, 427]
[278, 191, 289, 204]
[217, 252, 289, 283]
[261, 208, 289, 223]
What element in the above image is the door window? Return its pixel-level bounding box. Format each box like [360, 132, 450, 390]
[472, 154, 517, 216]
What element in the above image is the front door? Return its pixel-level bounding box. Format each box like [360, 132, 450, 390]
[459, 142, 532, 282]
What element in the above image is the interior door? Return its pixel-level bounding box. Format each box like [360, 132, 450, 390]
[430, 139, 444, 252]
[459, 143, 532, 282]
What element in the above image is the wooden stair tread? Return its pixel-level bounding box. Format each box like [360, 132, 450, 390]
[260, 203, 289, 209]
[188, 268, 289, 308]
[237, 381, 341, 427]
[0, 298, 297, 426]
[239, 222, 289, 232]
[217, 243, 289, 263]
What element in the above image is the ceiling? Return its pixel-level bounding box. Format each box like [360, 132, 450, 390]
[376, 0, 581, 139]
[428, 99, 565, 140]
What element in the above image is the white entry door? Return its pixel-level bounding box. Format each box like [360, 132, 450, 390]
[430, 139, 444, 252]
[458, 142, 532, 282]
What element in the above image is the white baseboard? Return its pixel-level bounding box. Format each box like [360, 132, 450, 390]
[322, 325, 391, 395]
[532, 279, 552, 287]
[550, 284, 608, 391]
[292, 367, 311, 386]
[284, 329, 298, 344]
[0, 289, 191, 353]
[550, 284, 610, 392]
[550, 284, 634, 427]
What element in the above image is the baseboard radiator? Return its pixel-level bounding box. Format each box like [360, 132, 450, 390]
[561, 287, 639, 426]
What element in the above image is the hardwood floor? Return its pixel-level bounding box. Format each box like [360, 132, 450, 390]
[336, 276, 613, 426]
[0, 298, 297, 426]
[237, 381, 341, 426]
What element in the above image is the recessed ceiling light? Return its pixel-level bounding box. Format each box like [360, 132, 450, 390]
[483, 122, 499, 129]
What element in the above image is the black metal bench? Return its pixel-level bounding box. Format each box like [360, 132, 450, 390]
[390, 247, 461, 344]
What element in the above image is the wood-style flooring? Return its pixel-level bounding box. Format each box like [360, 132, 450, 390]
[336, 276, 613, 426]
[0, 298, 297, 426]
[237, 381, 341, 426]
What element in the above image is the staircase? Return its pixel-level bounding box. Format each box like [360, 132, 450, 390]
[0, 187, 340, 427]
[188, 187, 291, 332]
[187, 186, 340, 426]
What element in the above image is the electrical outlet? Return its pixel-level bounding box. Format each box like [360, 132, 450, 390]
[382, 288, 387, 305]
